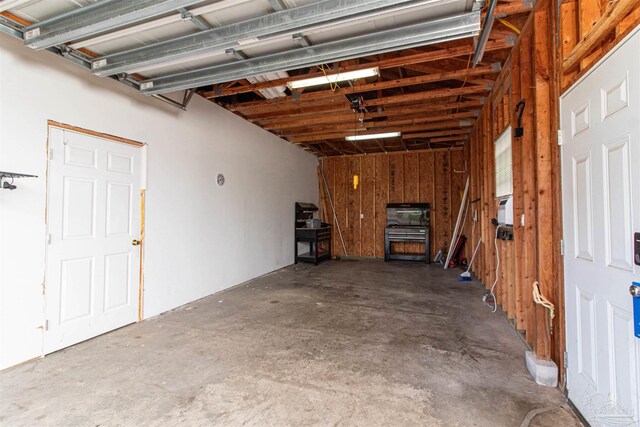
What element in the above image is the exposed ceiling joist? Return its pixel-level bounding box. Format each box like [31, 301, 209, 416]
[262, 110, 479, 130]
[429, 135, 467, 143]
[402, 128, 471, 139]
[229, 83, 489, 116]
[24, 0, 208, 50]
[363, 84, 490, 107]
[215, 63, 499, 108]
[241, 97, 485, 120]
[203, 38, 512, 98]
[491, 1, 532, 18]
[281, 119, 475, 138]
[139, 12, 481, 95]
[92, 0, 435, 77]
[288, 121, 474, 143]
[0, 0, 533, 156]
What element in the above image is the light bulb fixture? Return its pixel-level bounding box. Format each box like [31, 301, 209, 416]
[345, 132, 401, 141]
[287, 67, 379, 90]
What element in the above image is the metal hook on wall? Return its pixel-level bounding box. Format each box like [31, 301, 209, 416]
[0, 171, 38, 190]
[453, 159, 468, 174]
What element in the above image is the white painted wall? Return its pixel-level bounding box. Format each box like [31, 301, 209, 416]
[0, 36, 318, 370]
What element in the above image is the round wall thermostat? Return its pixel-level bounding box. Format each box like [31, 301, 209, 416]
[216, 173, 225, 187]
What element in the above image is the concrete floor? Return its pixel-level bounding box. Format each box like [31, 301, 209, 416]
[0, 258, 581, 426]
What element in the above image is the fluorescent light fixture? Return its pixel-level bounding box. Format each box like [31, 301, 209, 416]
[345, 132, 401, 141]
[287, 67, 379, 90]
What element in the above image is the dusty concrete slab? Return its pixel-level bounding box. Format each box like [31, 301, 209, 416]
[0, 259, 581, 426]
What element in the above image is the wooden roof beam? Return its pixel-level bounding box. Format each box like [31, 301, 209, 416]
[249, 98, 485, 123]
[491, 2, 534, 18]
[279, 118, 475, 138]
[289, 124, 473, 144]
[363, 84, 490, 107]
[201, 38, 513, 98]
[402, 128, 472, 139]
[263, 109, 479, 130]
[225, 64, 499, 110]
[235, 84, 489, 116]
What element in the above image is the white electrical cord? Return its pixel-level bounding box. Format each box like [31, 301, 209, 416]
[533, 281, 555, 333]
[485, 225, 502, 313]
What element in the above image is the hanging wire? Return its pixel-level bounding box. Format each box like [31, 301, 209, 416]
[318, 64, 340, 92]
[533, 281, 555, 334]
[454, 53, 473, 115]
[497, 18, 521, 35]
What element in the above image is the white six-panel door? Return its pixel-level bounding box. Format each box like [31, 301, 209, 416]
[45, 127, 142, 354]
[561, 28, 640, 426]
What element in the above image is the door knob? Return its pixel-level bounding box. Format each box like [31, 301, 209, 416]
[630, 284, 640, 297]
[132, 239, 141, 246]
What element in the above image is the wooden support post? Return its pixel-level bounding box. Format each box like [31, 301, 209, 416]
[510, 44, 526, 331]
[550, 0, 567, 387]
[533, 8, 554, 361]
[519, 28, 537, 348]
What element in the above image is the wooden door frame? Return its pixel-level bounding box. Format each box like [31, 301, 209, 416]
[45, 120, 147, 323]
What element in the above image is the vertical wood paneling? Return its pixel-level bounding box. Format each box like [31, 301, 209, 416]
[361, 156, 376, 257]
[388, 154, 405, 254]
[403, 153, 420, 254]
[321, 158, 337, 255]
[320, 150, 465, 262]
[499, 240, 506, 308]
[374, 155, 389, 258]
[450, 150, 466, 259]
[507, 242, 516, 320]
[334, 157, 348, 256]
[433, 151, 451, 253]
[388, 155, 404, 203]
[348, 157, 360, 256]
[418, 152, 436, 257]
[466, 0, 570, 384]
[403, 153, 419, 203]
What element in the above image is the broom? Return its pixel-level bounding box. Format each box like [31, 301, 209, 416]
[459, 237, 482, 281]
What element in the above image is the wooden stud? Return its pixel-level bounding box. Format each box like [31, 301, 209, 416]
[361, 156, 376, 256]
[533, 8, 554, 360]
[419, 151, 436, 256]
[374, 155, 390, 257]
[348, 157, 361, 255]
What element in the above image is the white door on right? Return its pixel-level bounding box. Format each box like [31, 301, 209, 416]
[561, 28, 640, 426]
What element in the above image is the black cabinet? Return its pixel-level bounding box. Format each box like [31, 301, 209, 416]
[295, 226, 332, 265]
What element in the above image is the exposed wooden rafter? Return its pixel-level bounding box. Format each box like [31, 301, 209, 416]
[202, 38, 513, 99]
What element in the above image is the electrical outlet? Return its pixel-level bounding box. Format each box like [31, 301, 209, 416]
[520, 214, 525, 227]
[360, 213, 364, 219]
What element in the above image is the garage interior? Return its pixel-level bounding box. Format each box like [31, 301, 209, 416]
[0, 0, 638, 425]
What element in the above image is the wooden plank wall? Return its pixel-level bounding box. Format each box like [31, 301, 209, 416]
[468, 0, 563, 385]
[468, 0, 639, 389]
[319, 149, 468, 260]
